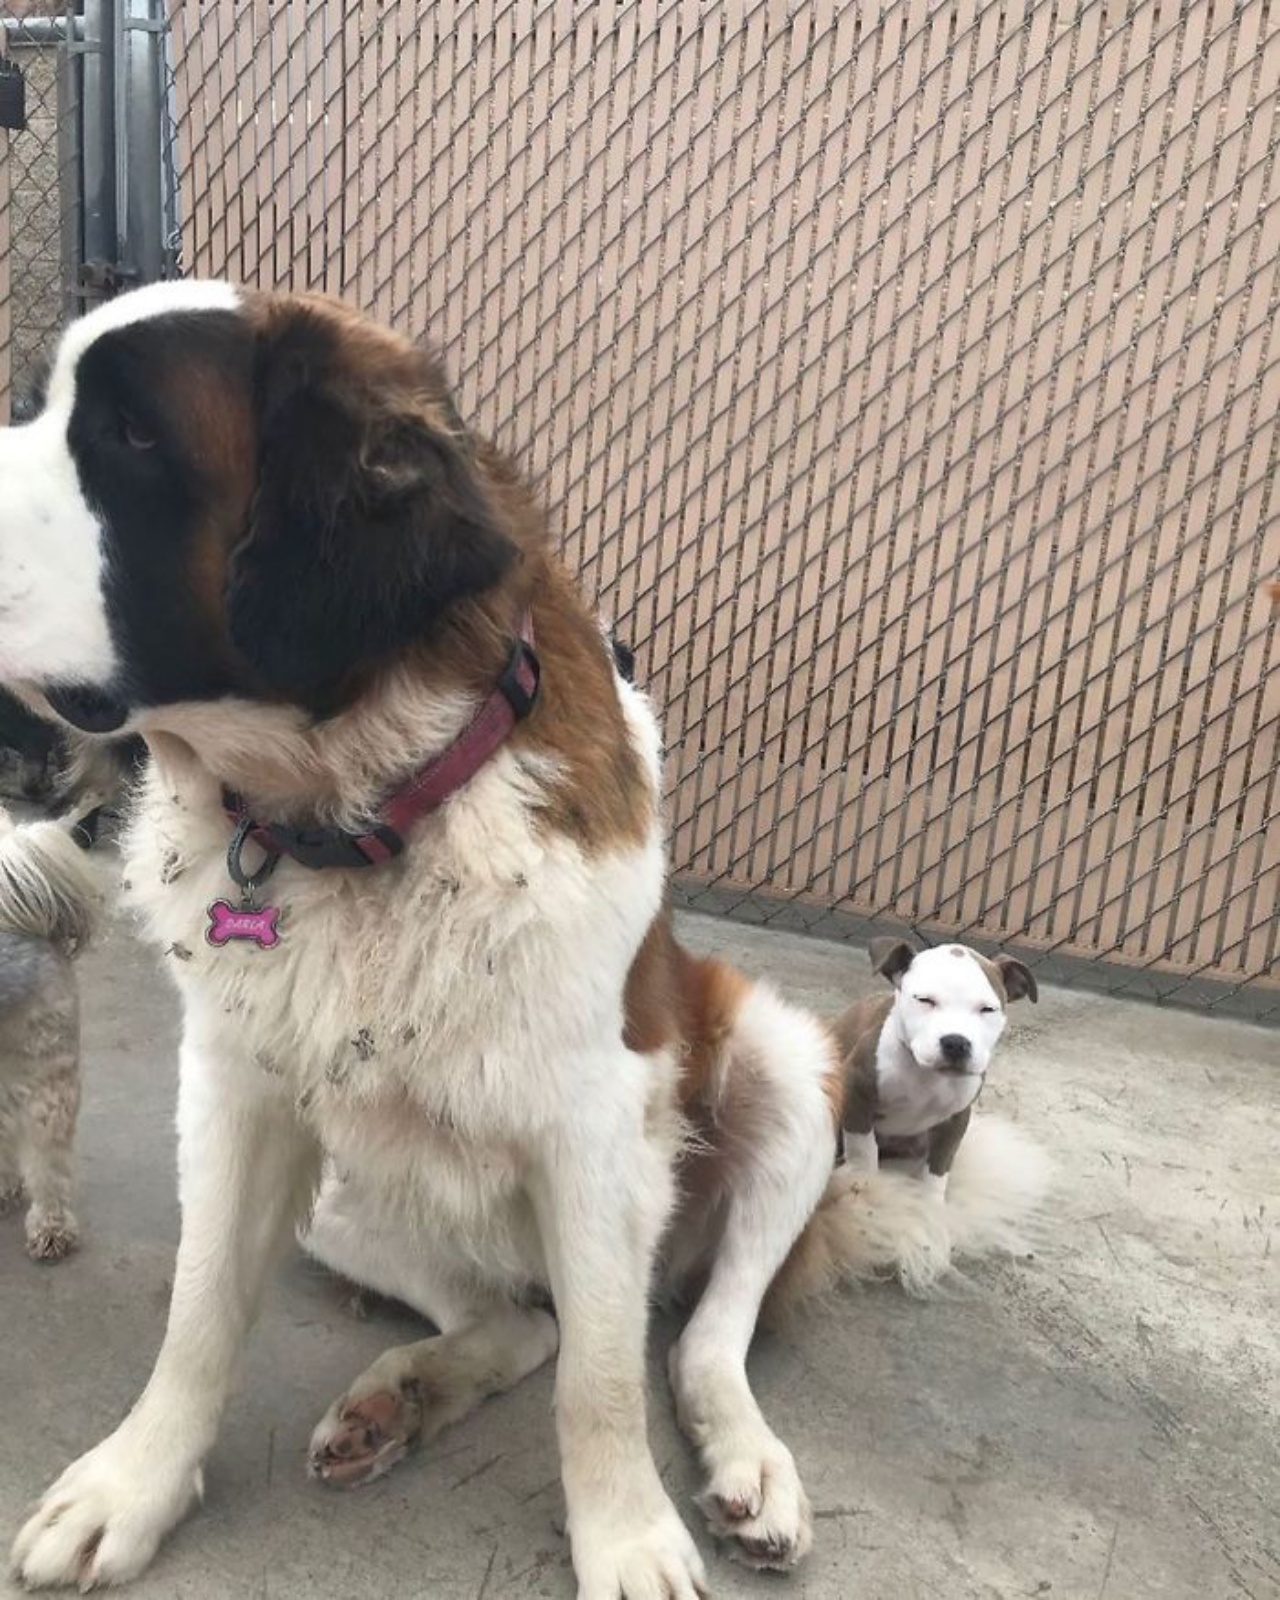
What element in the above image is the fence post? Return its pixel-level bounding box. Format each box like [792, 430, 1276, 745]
[80, 0, 116, 305]
[57, 14, 83, 325]
[115, 0, 167, 287]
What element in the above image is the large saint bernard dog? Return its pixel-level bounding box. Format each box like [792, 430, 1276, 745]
[0, 281, 854, 1597]
[0, 281, 1050, 1596]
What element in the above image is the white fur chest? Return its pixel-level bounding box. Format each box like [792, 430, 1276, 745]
[874, 1025, 983, 1135]
[124, 746, 664, 1168]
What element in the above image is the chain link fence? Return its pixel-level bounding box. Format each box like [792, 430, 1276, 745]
[0, 0, 175, 420]
[4, 2, 1278, 1019]
[0, 3, 72, 417]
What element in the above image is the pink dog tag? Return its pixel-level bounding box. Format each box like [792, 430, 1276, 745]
[206, 898, 282, 950]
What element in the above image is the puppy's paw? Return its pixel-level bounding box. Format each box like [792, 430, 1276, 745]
[697, 1445, 812, 1572]
[11, 1431, 201, 1590]
[572, 1498, 708, 1600]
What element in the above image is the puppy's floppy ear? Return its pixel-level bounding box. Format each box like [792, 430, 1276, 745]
[227, 307, 517, 705]
[995, 955, 1038, 1004]
[868, 937, 915, 985]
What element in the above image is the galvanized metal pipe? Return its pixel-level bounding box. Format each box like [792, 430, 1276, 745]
[0, 18, 74, 47]
[116, 0, 165, 286]
[79, 0, 115, 301]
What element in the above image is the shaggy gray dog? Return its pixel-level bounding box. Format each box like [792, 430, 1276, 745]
[0, 811, 97, 1260]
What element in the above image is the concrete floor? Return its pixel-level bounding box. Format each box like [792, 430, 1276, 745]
[1, 901, 1277, 1600]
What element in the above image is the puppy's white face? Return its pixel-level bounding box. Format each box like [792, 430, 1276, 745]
[892, 945, 1007, 1077]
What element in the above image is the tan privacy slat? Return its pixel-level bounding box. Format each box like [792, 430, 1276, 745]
[0, 65, 9, 424]
[126, 0, 1279, 1013]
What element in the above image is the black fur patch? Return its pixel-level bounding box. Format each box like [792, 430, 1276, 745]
[66, 309, 254, 711]
[62, 302, 518, 718]
[610, 635, 637, 683]
[227, 308, 517, 706]
[0, 690, 58, 761]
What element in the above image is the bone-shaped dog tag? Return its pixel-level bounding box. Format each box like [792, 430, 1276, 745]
[206, 898, 282, 950]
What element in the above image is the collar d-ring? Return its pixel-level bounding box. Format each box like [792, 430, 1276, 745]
[226, 815, 282, 895]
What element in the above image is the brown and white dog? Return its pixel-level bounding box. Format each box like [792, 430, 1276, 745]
[835, 939, 1038, 1195]
[765, 942, 1048, 1306]
[0, 282, 867, 1595]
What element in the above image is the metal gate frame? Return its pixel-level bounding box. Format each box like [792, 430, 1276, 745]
[0, 0, 175, 417]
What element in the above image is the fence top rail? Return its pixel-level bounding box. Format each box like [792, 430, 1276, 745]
[1, 16, 78, 46]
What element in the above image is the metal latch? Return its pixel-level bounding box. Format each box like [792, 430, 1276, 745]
[79, 262, 141, 297]
[0, 60, 25, 131]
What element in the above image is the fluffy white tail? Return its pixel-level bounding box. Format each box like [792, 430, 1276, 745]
[767, 1114, 1052, 1309]
[0, 811, 99, 953]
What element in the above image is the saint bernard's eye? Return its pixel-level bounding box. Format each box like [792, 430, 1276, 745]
[121, 415, 156, 451]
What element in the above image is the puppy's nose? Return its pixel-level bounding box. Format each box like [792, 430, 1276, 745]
[939, 1033, 971, 1067]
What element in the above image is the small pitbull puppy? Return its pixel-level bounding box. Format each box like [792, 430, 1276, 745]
[833, 938, 1037, 1196]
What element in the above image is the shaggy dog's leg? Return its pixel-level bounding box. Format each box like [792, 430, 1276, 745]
[18, 1064, 80, 1260]
[0, 1095, 22, 1212]
[11, 1034, 320, 1590]
[668, 987, 835, 1572]
[529, 1048, 707, 1600]
[309, 1300, 560, 1487]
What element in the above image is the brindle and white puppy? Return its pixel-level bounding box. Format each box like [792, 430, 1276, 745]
[835, 939, 1037, 1196]
[0, 283, 846, 1596]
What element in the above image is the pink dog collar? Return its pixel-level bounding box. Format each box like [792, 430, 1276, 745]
[206, 613, 539, 953]
[222, 612, 539, 877]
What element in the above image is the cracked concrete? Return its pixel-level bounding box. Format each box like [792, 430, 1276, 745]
[1, 904, 1276, 1599]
